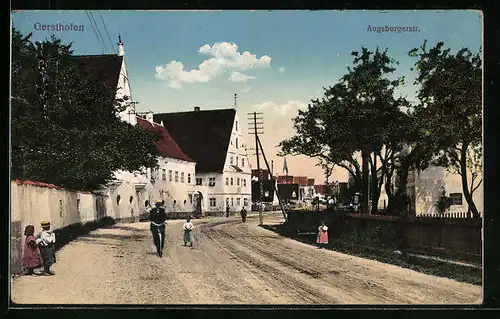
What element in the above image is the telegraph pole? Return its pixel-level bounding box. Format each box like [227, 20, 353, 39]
[247, 112, 264, 225]
[256, 135, 287, 222]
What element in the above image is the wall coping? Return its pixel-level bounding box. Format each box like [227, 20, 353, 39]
[12, 180, 109, 197]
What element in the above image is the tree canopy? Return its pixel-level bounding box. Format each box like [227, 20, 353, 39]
[11, 28, 161, 191]
[279, 41, 482, 216]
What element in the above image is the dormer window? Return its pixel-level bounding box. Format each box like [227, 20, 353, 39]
[236, 138, 239, 149]
[236, 121, 238, 131]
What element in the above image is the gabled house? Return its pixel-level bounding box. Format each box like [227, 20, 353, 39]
[153, 107, 252, 213]
[75, 37, 142, 220]
[75, 36, 136, 126]
[136, 115, 196, 213]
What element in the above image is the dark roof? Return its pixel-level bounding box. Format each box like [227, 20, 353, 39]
[74, 54, 123, 88]
[153, 109, 236, 173]
[136, 117, 195, 163]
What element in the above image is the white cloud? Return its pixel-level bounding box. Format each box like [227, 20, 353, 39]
[156, 42, 271, 89]
[278, 67, 286, 74]
[229, 71, 256, 83]
[252, 100, 307, 117]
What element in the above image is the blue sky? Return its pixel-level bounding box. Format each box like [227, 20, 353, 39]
[11, 10, 482, 183]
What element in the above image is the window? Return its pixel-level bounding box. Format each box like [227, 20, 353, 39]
[230, 178, 233, 186]
[231, 198, 234, 206]
[236, 121, 238, 131]
[129, 196, 133, 203]
[226, 198, 229, 206]
[209, 198, 216, 207]
[237, 177, 240, 186]
[209, 177, 216, 187]
[77, 199, 80, 213]
[59, 199, 63, 217]
[188, 194, 192, 203]
[244, 198, 249, 207]
[236, 156, 239, 166]
[449, 193, 463, 205]
[145, 200, 150, 207]
[243, 179, 246, 187]
[168, 170, 173, 182]
[226, 177, 229, 185]
[181, 172, 185, 183]
[236, 198, 241, 206]
[175, 171, 179, 182]
[236, 138, 239, 149]
[188, 174, 191, 184]
[242, 158, 245, 167]
[116, 195, 121, 205]
[196, 178, 202, 185]
[162, 169, 166, 181]
[230, 157, 233, 165]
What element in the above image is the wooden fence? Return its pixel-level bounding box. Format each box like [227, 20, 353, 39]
[285, 210, 482, 263]
[418, 211, 484, 219]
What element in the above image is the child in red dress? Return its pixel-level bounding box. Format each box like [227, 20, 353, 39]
[22, 225, 42, 275]
[316, 221, 329, 249]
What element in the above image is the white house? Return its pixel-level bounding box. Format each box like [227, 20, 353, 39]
[153, 107, 253, 213]
[76, 37, 196, 220]
[376, 150, 483, 216]
[136, 115, 197, 213]
[413, 166, 483, 216]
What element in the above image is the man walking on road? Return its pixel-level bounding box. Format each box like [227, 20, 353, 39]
[240, 207, 247, 223]
[150, 200, 167, 257]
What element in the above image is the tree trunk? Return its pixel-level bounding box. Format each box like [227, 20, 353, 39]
[370, 153, 381, 214]
[460, 143, 479, 217]
[361, 147, 370, 214]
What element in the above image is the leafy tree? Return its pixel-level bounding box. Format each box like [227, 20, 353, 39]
[409, 40, 482, 217]
[279, 47, 407, 214]
[435, 187, 451, 214]
[11, 28, 161, 191]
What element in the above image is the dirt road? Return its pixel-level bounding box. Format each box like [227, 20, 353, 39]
[11, 213, 482, 304]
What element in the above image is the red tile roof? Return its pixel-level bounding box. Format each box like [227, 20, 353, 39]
[136, 117, 195, 162]
[293, 176, 308, 186]
[277, 175, 294, 184]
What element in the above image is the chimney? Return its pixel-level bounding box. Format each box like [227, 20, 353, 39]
[194, 106, 200, 111]
[117, 35, 124, 56]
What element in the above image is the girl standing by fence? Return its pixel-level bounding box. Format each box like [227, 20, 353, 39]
[317, 221, 329, 249]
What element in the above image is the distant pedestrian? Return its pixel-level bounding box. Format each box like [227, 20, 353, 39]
[150, 200, 167, 257]
[182, 217, 195, 248]
[316, 221, 329, 249]
[226, 204, 230, 218]
[36, 221, 56, 275]
[240, 207, 247, 223]
[22, 225, 42, 275]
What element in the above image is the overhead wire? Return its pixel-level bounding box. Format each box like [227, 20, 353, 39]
[97, 11, 115, 54]
[85, 10, 107, 54]
[89, 11, 110, 53]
